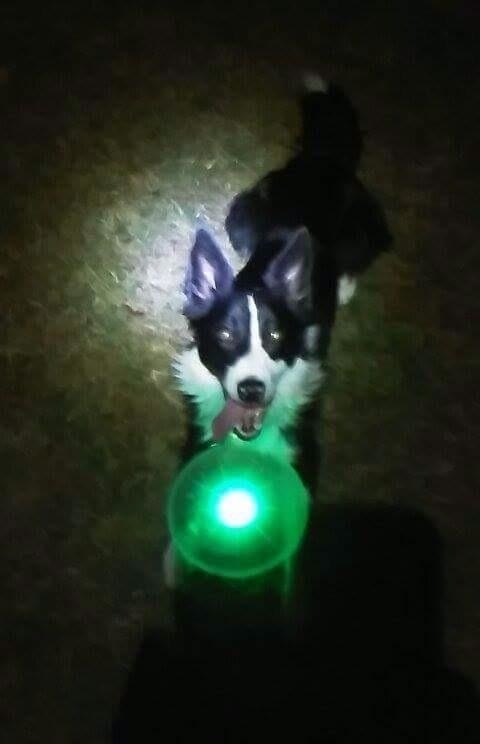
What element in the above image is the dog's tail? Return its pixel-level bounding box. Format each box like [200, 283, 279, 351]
[299, 73, 363, 175]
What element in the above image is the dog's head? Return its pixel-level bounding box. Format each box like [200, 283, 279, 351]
[182, 227, 318, 439]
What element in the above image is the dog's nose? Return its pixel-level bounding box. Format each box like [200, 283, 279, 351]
[237, 378, 266, 404]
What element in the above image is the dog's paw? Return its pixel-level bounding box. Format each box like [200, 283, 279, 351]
[338, 275, 357, 305]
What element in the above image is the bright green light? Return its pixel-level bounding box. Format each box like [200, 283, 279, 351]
[167, 434, 310, 579]
[216, 488, 258, 528]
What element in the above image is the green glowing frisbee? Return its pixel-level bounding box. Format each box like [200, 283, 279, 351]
[167, 435, 310, 579]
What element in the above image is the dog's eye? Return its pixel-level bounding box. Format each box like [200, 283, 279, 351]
[216, 328, 235, 346]
[268, 329, 282, 343]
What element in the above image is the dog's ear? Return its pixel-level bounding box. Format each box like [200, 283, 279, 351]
[183, 229, 234, 319]
[263, 227, 313, 315]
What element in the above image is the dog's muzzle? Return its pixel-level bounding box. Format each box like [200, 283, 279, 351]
[212, 399, 266, 441]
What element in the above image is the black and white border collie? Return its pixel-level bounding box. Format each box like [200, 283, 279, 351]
[173, 226, 324, 465]
[173, 74, 392, 466]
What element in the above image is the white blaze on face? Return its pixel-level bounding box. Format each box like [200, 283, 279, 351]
[223, 295, 286, 403]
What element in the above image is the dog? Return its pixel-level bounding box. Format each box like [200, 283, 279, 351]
[165, 75, 391, 587]
[173, 74, 391, 462]
[173, 225, 325, 465]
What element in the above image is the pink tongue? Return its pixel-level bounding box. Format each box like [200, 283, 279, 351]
[212, 399, 264, 441]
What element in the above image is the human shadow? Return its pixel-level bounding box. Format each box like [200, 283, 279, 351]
[113, 504, 479, 743]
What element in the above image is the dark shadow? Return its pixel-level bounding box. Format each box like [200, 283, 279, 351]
[113, 504, 480, 743]
[294, 398, 327, 495]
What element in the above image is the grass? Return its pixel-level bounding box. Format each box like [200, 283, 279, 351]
[0, 1, 479, 741]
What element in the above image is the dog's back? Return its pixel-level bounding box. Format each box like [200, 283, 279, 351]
[225, 75, 392, 279]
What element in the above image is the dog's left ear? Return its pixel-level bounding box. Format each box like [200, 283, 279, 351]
[263, 227, 313, 315]
[183, 229, 234, 319]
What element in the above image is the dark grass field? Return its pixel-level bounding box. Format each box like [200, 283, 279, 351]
[1, 1, 479, 741]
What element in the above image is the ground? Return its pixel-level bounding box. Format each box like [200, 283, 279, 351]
[1, 1, 479, 741]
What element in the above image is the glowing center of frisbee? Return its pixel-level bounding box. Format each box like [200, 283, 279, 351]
[215, 488, 258, 528]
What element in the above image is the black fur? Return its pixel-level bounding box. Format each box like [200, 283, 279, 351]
[225, 78, 392, 341]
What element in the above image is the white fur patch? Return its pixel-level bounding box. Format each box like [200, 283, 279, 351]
[172, 346, 224, 441]
[338, 275, 357, 305]
[265, 358, 324, 433]
[223, 296, 287, 402]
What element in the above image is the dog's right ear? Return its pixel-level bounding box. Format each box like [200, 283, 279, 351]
[183, 229, 234, 319]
